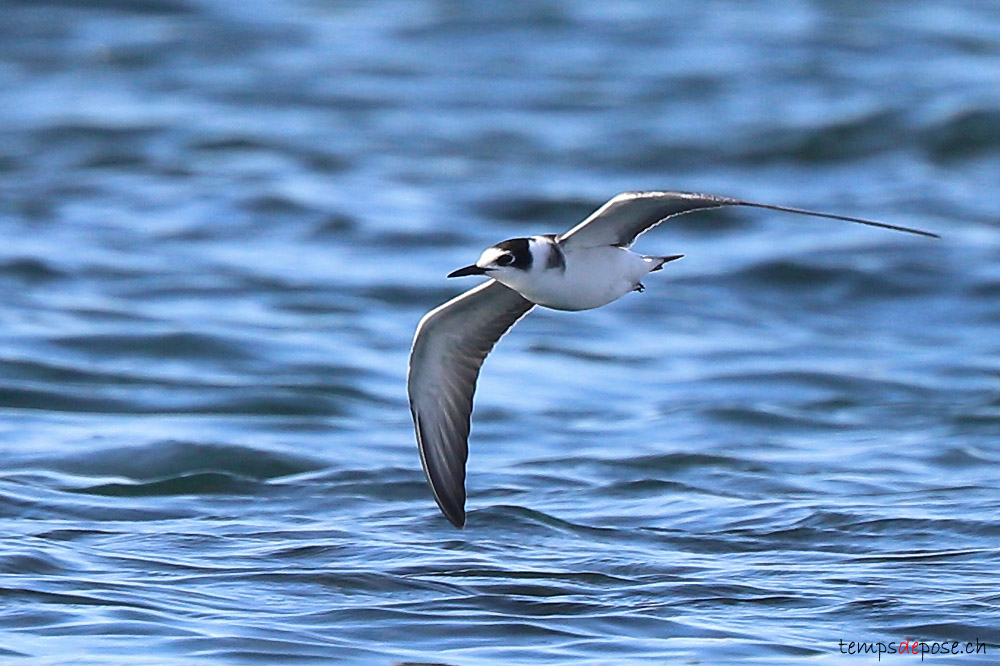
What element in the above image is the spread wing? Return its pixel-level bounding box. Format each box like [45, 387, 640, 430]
[407, 279, 535, 527]
[557, 191, 939, 249]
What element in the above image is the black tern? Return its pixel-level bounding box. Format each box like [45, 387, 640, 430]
[407, 191, 938, 527]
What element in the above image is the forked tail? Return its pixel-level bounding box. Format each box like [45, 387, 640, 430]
[646, 254, 684, 272]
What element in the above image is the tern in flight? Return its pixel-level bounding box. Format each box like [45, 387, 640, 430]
[407, 191, 938, 527]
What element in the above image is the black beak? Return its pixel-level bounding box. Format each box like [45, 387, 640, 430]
[447, 264, 488, 278]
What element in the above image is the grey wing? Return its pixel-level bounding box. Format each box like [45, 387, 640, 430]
[407, 279, 535, 527]
[557, 191, 939, 249]
[557, 191, 735, 248]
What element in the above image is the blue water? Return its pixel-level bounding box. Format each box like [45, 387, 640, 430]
[1, 1, 998, 663]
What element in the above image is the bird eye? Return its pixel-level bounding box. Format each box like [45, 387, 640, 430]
[496, 254, 514, 266]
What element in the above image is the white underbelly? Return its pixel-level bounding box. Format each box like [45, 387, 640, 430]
[519, 247, 652, 311]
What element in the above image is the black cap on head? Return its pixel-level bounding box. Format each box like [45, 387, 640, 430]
[494, 238, 532, 270]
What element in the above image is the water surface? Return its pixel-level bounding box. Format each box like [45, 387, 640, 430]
[1, 0, 998, 663]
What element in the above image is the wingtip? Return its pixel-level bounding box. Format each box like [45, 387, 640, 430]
[413, 412, 469, 528]
[444, 506, 466, 528]
[432, 486, 466, 527]
[427, 481, 467, 528]
[736, 200, 940, 239]
[434, 481, 467, 528]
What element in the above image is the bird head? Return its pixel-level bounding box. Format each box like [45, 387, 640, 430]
[448, 238, 533, 278]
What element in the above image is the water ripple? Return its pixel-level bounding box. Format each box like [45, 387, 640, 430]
[0, 0, 997, 664]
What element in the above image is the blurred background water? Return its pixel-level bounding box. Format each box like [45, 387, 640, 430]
[0, 0, 998, 663]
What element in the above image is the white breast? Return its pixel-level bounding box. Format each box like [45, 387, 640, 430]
[499, 245, 655, 311]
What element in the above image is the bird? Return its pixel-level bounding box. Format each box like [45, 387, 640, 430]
[407, 191, 939, 527]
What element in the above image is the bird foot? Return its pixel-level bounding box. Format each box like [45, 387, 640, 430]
[633, 282, 645, 293]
